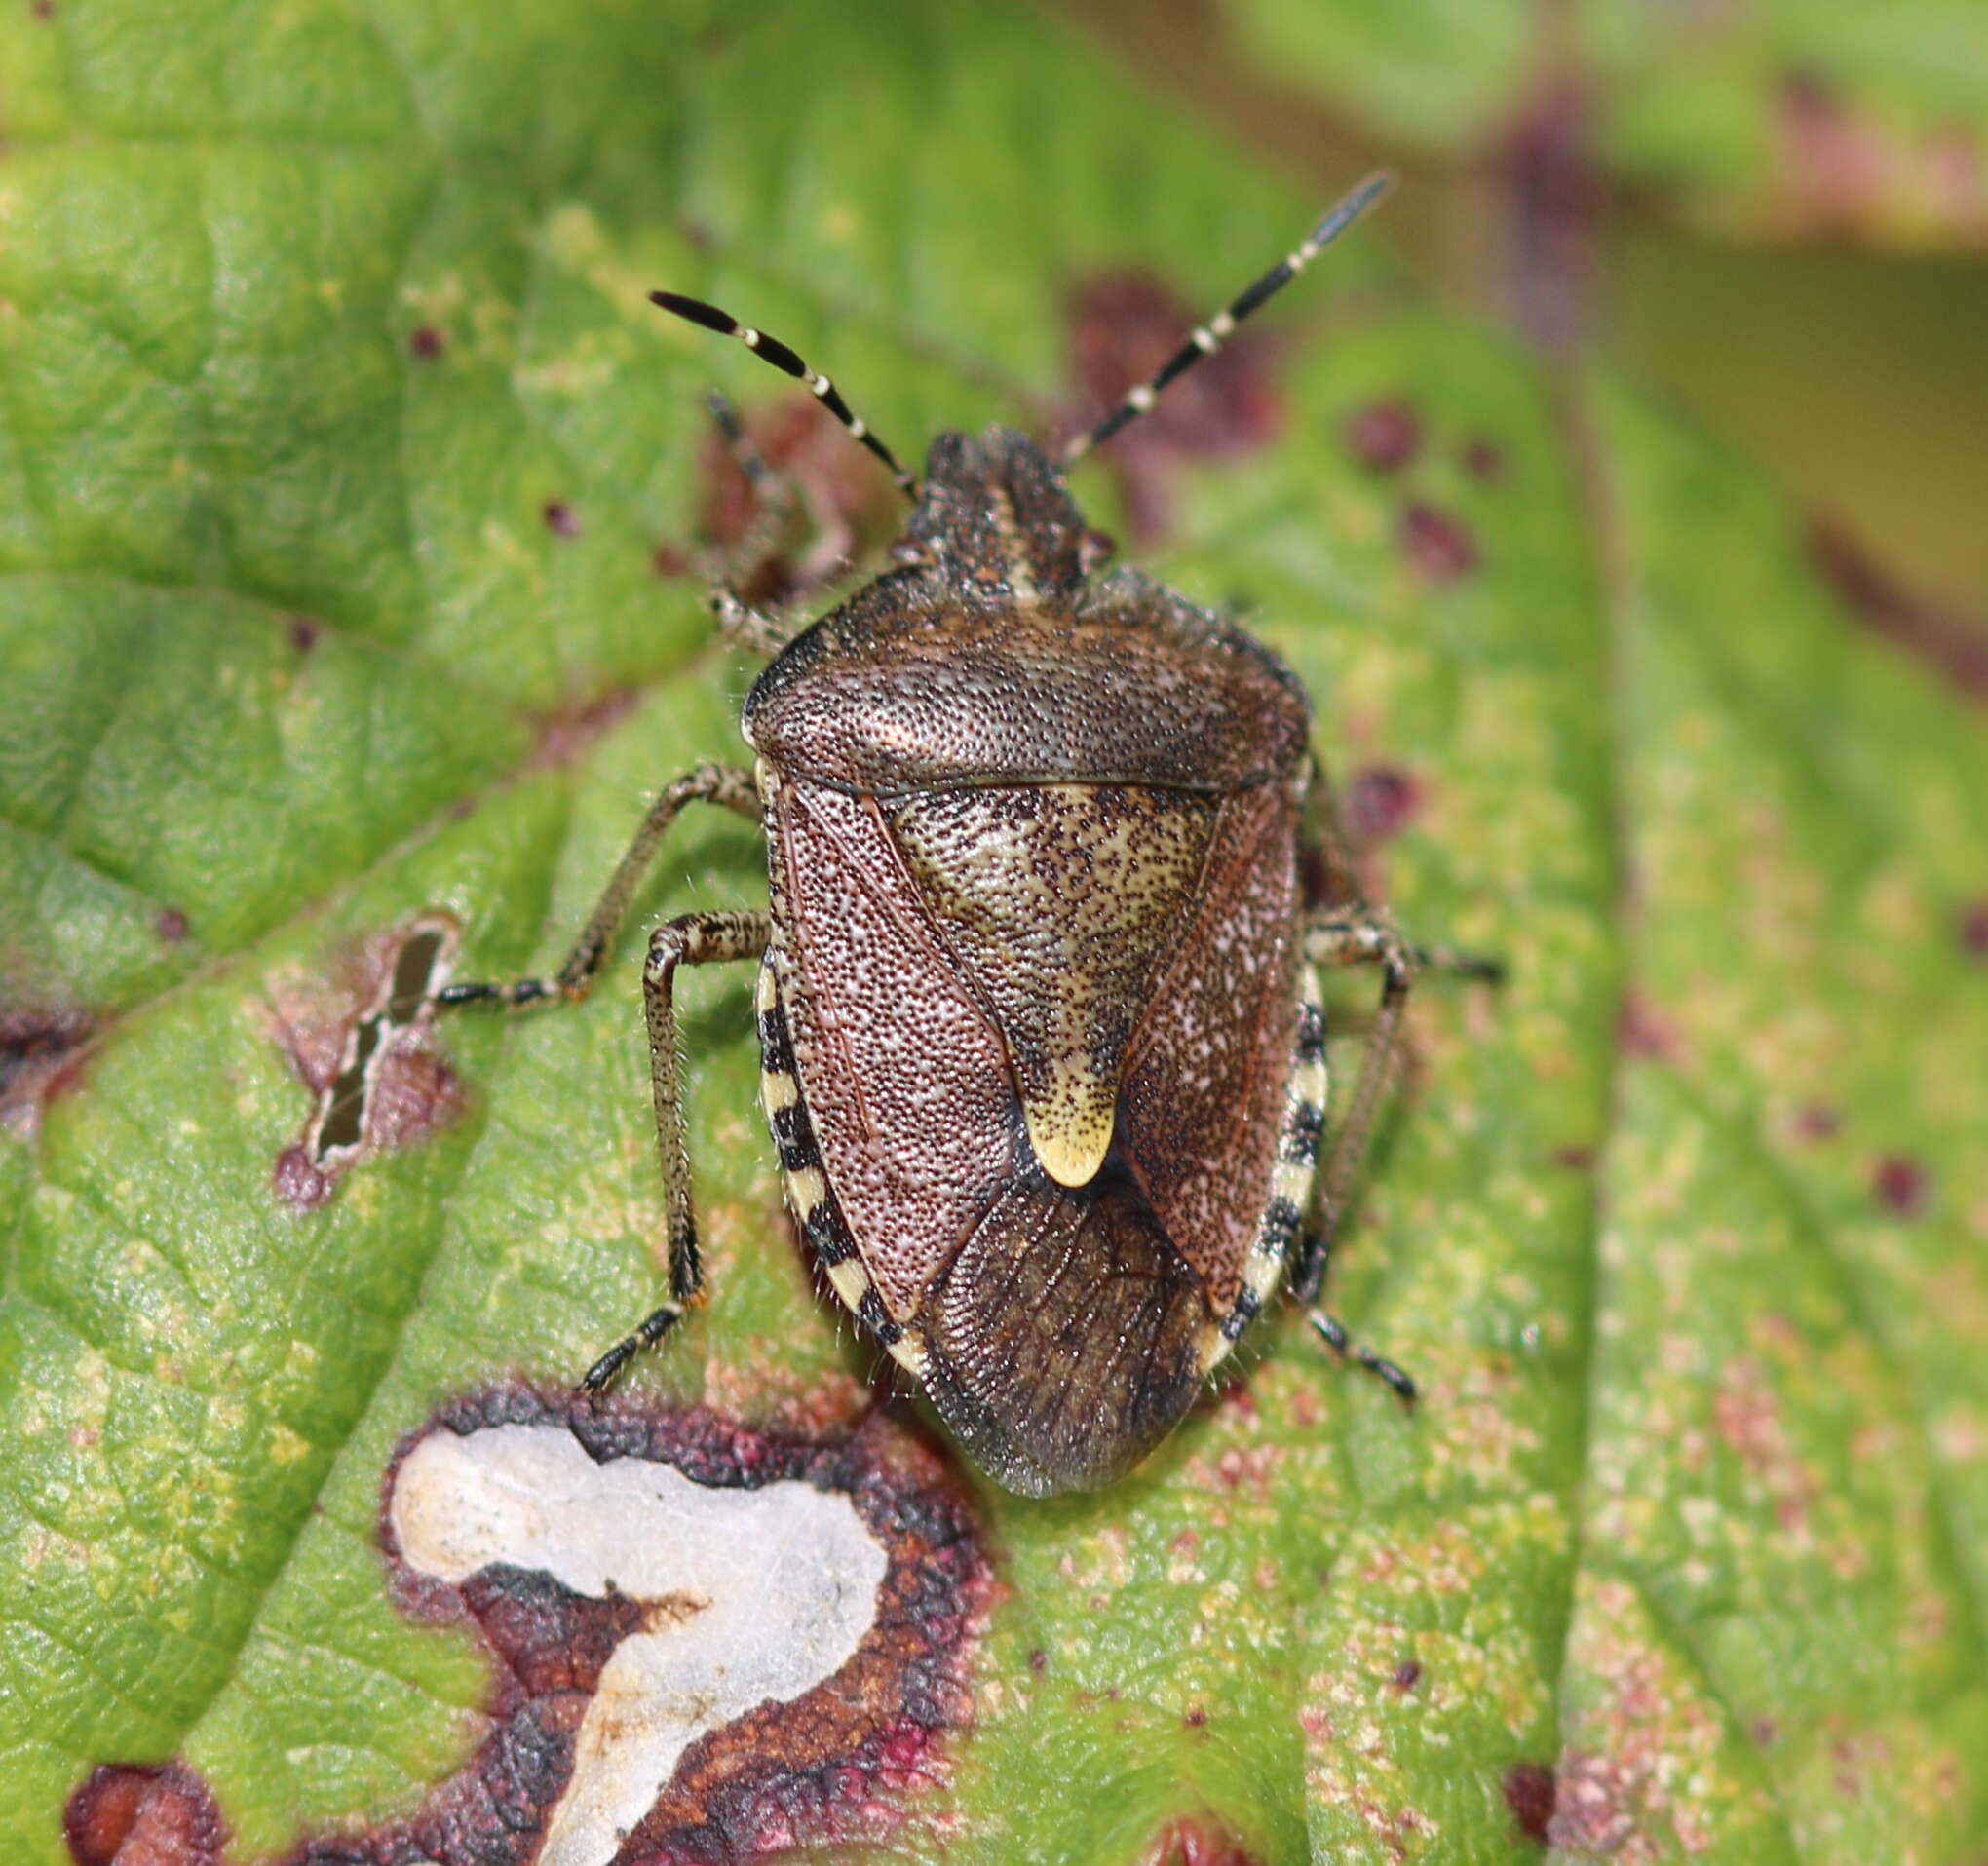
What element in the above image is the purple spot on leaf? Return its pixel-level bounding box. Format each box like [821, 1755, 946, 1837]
[1503, 1761, 1556, 1845]
[1343, 399, 1421, 472]
[1399, 503, 1478, 582]
[1345, 763, 1423, 845]
[1617, 989, 1680, 1063]
[1872, 1154, 1928, 1217]
[65, 1763, 224, 1866]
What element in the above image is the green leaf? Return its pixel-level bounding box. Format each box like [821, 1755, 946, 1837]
[2, 4, 1984, 1864]
[1227, 0, 1988, 246]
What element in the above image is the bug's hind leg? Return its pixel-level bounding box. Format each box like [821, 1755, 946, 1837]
[432, 762, 761, 1017]
[580, 908, 773, 1396]
[1301, 904, 1416, 1266]
[1291, 904, 1504, 1404]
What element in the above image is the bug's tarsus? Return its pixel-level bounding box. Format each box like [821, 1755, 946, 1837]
[652, 289, 919, 501]
[1062, 170, 1394, 467]
[1306, 1307, 1417, 1405]
[1411, 942, 1507, 985]
[579, 1300, 685, 1399]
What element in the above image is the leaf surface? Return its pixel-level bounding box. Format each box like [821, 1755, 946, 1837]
[1, 4, 1983, 1863]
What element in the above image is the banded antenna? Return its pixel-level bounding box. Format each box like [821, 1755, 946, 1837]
[1062, 171, 1394, 467]
[650, 291, 919, 502]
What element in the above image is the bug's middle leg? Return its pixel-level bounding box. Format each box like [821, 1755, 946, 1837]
[580, 907, 773, 1396]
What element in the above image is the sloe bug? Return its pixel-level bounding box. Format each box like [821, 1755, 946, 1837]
[435, 173, 1500, 1497]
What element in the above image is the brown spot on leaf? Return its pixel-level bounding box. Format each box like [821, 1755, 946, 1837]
[1344, 762, 1423, 846]
[361, 1387, 988, 1866]
[156, 906, 189, 944]
[408, 324, 445, 361]
[1715, 1354, 1816, 1530]
[267, 920, 463, 1209]
[1550, 1145, 1597, 1171]
[698, 396, 898, 609]
[65, 1763, 225, 1866]
[1503, 1760, 1556, 1845]
[270, 1142, 336, 1211]
[1872, 1154, 1928, 1217]
[1398, 503, 1478, 582]
[542, 499, 581, 539]
[286, 617, 320, 654]
[1778, 72, 1894, 236]
[33, 0, 56, 18]
[1617, 988, 1681, 1064]
[1809, 520, 1988, 701]
[1794, 1102, 1840, 1141]
[1497, 76, 1603, 353]
[1343, 399, 1420, 473]
[1463, 438, 1505, 482]
[652, 540, 695, 580]
[1547, 1751, 1636, 1854]
[0, 1002, 96, 1138]
[1139, 1815, 1260, 1866]
[1956, 897, 1988, 958]
[1392, 1659, 1422, 1691]
[529, 687, 637, 770]
[1064, 269, 1281, 543]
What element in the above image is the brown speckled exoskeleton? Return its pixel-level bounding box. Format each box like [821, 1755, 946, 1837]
[436, 174, 1500, 1497]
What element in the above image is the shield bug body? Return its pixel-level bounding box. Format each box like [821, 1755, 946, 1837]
[436, 175, 1498, 1497]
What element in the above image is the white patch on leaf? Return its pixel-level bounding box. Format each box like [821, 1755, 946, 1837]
[390, 1423, 887, 1866]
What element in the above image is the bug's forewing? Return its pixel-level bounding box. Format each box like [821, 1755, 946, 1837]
[767, 777, 1018, 1318]
[1122, 780, 1301, 1316]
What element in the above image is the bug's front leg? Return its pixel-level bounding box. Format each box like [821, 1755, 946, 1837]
[579, 908, 773, 1397]
[432, 762, 761, 1016]
[702, 391, 800, 656]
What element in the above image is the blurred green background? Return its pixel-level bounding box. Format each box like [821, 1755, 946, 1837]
[1, 1, 1984, 1863]
[1060, 0, 1988, 640]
